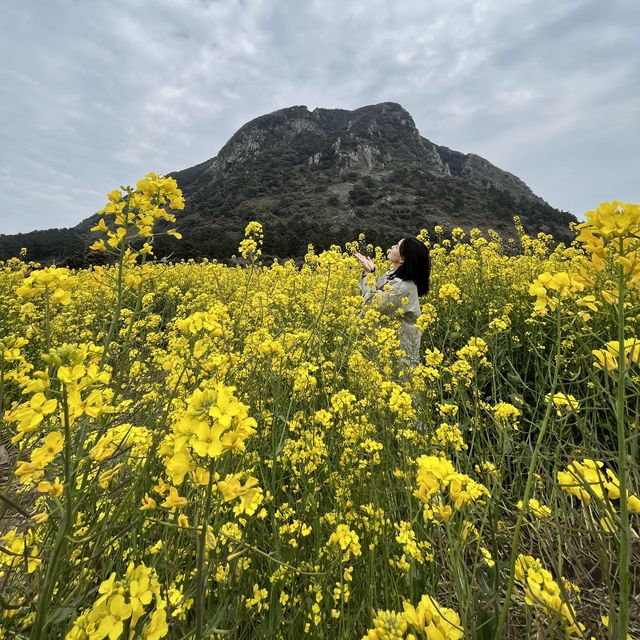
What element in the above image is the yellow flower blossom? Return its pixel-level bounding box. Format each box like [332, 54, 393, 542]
[160, 487, 188, 510]
[217, 474, 264, 516]
[517, 498, 552, 519]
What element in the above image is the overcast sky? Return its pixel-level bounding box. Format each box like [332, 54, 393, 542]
[1, 0, 638, 234]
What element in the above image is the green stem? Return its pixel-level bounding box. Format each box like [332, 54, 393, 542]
[44, 291, 51, 352]
[99, 200, 131, 370]
[0, 352, 5, 415]
[495, 305, 563, 638]
[615, 243, 630, 639]
[31, 391, 74, 639]
[111, 253, 149, 401]
[195, 458, 216, 640]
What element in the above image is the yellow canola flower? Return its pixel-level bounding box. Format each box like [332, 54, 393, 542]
[492, 402, 521, 430]
[30, 430, 64, 467]
[575, 294, 599, 312]
[616, 251, 640, 275]
[160, 487, 188, 510]
[413, 455, 489, 520]
[217, 473, 264, 516]
[167, 382, 257, 479]
[174, 309, 225, 337]
[528, 271, 585, 315]
[362, 595, 463, 640]
[402, 595, 464, 640]
[58, 363, 87, 386]
[328, 524, 362, 561]
[164, 448, 194, 486]
[592, 338, 640, 371]
[94, 594, 132, 639]
[65, 563, 167, 640]
[557, 459, 611, 503]
[438, 282, 461, 302]
[143, 608, 169, 640]
[89, 172, 184, 260]
[16, 266, 77, 305]
[599, 514, 617, 535]
[239, 221, 264, 259]
[90, 217, 109, 233]
[5, 195, 640, 637]
[107, 227, 127, 249]
[14, 459, 46, 484]
[576, 201, 640, 241]
[0, 529, 41, 574]
[545, 392, 580, 415]
[479, 546, 495, 567]
[517, 498, 552, 519]
[432, 422, 467, 451]
[362, 609, 407, 640]
[557, 458, 640, 513]
[0, 335, 28, 362]
[190, 421, 229, 458]
[89, 424, 150, 462]
[140, 494, 157, 511]
[394, 521, 432, 565]
[245, 584, 269, 613]
[89, 239, 107, 252]
[413, 455, 456, 503]
[9, 344, 111, 435]
[474, 461, 499, 478]
[5, 392, 58, 442]
[177, 513, 189, 528]
[515, 554, 585, 637]
[456, 337, 489, 363]
[37, 476, 64, 496]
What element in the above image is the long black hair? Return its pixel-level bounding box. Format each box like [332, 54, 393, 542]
[391, 237, 431, 296]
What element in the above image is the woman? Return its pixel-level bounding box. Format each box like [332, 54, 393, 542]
[354, 237, 430, 366]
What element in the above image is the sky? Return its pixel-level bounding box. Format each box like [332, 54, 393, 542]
[1, 0, 638, 234]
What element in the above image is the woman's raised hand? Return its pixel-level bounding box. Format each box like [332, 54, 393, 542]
[353, 251, 375, 273]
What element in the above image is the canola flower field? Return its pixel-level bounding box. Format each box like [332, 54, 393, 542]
[0, 174, 639, 639]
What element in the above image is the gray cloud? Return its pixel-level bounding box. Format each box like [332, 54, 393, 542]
[1, 0, 638, 234]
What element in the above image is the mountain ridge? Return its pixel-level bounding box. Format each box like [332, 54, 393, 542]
[0, 102, 576, 264]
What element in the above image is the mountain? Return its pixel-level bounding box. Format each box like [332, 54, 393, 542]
[0, 102, 576, 264]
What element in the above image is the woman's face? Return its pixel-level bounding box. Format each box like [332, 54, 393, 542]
[387, 239, 404, 266]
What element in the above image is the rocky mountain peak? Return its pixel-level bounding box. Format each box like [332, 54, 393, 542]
[203, 102, 447, 181]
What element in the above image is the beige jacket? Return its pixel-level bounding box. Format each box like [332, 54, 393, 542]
[359, 269, 422, 365]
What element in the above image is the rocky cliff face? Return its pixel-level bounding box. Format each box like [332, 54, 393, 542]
[434, 143, 538, 201]
[0, 102, 577, 264]
[179, 102, 551, 209]
[203, 106, 325, 180]
[205, 105, 421, 174]
[187, 103, 443, 185]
